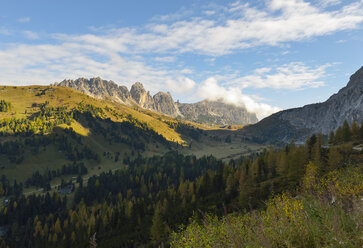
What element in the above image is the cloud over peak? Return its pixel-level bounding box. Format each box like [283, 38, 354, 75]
[198, 77, 281, 120]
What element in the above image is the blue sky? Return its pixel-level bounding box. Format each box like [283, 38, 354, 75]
[0, 0, 362, 119]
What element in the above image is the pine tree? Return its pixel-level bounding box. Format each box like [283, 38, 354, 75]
[335, 126, 344, 143]
[71, 231, 76, 242]
[342, 120, 352, 142]
[351, 121, 360, 141]
[150, 205, 166, 245]
[54, 218, 62, 234]
[327, 147, 344, 170]
[33, 220, 43, 238]
[52, 233, 58, 243]
[328, 130, 335, 144]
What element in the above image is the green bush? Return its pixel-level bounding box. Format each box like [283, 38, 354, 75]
[171, 165, 363, 248]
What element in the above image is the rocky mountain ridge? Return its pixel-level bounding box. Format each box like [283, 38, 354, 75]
[178, 100, 257, 125]
[243, 66, 363, 143]
[54, 78, 257, 125]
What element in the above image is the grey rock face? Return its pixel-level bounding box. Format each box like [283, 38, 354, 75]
[54, 78, 258, 125]
[178, 100, 258, 125]
[153, 92, 181, 117]
[277, 66, 363, 134]
[56, 77, 133, 105]
[244, 66, 363, 143]
[130, 82, 156, 110]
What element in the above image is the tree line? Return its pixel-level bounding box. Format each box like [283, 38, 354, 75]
[25, 162, 88, 190]
[0, 100, 12, 112]
[0, 120, 362, 247]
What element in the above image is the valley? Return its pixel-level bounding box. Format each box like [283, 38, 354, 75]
[1, 1, 363, 247]
[0, 85, 264, 186]
[0, 68, 362, 248]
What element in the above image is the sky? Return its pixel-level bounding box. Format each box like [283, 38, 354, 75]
[0, 0, 362, 120]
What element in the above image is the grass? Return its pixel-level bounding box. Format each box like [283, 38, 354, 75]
[58, 121, 90, 136]
[0, 85, 264, 184]
[0, 85, 186, 142]
[0, 144, 67, 182]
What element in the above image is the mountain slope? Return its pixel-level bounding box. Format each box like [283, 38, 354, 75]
[0, 85, 184, 143]
[0, 85, 264, 183]
[243, 66, 363, 143]
[54, 78, 258, 125]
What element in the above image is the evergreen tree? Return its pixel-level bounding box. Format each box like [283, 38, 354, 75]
[150, 205, 166, 245]
[351, 121, 360, 141]
[342, 120, 352, 142]
[328, 130, 335, 144]
[327, 147, 344, 170]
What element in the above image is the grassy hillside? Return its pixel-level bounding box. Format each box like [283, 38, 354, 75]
[0, 86, 184, 142]
[0, 86, 264, 186]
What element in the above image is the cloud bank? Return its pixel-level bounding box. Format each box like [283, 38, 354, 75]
[0, 0, 361, 118]
[57, 0, 363, 56]
[199, 77, 281, 120]
[227, 62, 332, 90]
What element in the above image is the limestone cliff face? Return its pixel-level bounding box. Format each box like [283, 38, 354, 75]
[54, 79, 258, 125]
[276, 66, 363, 134]
[130, 82, 156, 110]
[56, 77, 133, 105]
[243, 66, 363, 143]
[178, 100, 258, 125]
[153, 92, 181, 117]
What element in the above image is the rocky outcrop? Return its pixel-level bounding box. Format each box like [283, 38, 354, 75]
[178, 100, 258, 125]
[56, 77, 133, 105]
[153, 92, 181, 117]
[243, 66, 363, 143]
[54, 78, 258, 125]
[130, 82, 156, 110]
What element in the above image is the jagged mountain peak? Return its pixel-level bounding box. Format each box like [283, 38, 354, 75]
[154, 91, 172, 98]
[178, 99, 258, 125]
[56, 77, 133, 105]
[54, 77, 258, 125]
[153, 91, 181, 117]
[347, 66, 363, 88]
[130, 82, 146, 92]
[243, 66, 363, 143]
[130, 82, 154, 109]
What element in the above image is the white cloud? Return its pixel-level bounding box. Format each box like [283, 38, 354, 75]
[48, 0, 363, 56]
[0, 42, 195, 96]
[0, 0, 357, 118]
[23, 31, 39, 40]
[203, 10, 216, 16]
[154, 56, 176, 63]
[0, 27, 11, 35]
[152, 8, 193, 22]
[198, 77, 281, 120]
[18, 17, 30, 23]
[228, 62, 331, 89]
[318, 0, 341, 7]
[166, 77, 196, 93]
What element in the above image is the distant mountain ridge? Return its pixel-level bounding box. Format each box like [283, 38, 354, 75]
[178, 100, 257, 126]
[54, 78, 258, 125]
[243, 66, 363, 143]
